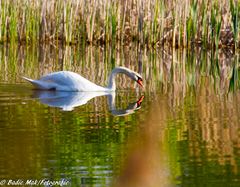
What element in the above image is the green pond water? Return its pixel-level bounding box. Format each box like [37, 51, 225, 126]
[0, 45, 240, 187]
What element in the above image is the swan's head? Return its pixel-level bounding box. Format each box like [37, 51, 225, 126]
[109, 67, 144, 90]
[131, 72, 143, 87]
[119, 67, 143, 87]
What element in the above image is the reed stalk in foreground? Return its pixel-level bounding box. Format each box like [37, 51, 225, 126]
[230, 0, 239, 49]
[0, 0, 239, 49]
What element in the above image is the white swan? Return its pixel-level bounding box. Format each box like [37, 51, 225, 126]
[22, 67, 143, 92]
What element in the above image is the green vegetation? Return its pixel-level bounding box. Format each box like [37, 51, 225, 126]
[0, 0, 239, 48]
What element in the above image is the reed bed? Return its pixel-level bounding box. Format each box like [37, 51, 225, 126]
[0, 0, 239, 49]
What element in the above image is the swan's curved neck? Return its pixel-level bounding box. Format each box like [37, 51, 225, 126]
[107, 67, 132, 90]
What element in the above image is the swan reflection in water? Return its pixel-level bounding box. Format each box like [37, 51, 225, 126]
[32, 91, 144, 116]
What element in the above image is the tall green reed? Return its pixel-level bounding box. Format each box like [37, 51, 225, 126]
[200, 2, 208, 48]
[229, 55, 239, 92]
[230, 0, 239, 49]
[0, 0, 8, 42]
[9, 3, 18, 43]
[0, 0, 238, 49]
[186, 0, 198, 47]
[210, 1, 222, 50]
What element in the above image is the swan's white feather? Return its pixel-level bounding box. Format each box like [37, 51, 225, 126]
[23, 71, 108, 92]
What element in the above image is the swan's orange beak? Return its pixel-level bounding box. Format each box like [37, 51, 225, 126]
[137, 95, 144, 107]
[137, 79, 143, 87]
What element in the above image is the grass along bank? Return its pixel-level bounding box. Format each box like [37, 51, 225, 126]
[0, 0, 239, 49]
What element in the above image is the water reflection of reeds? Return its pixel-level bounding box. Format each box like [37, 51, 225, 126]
[167, 87, 240, 186]
[0, 45, 237, 95]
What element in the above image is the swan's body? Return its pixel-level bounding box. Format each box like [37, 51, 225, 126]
[23, 71, 108, 92]
[23, 67, 143, 92]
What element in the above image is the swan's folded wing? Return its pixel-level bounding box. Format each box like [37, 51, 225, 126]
[24, 71, 108, 91]
[39, 71, 106, 91]
[22, 76, 57, 90]
[39, 72, 74, 84]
